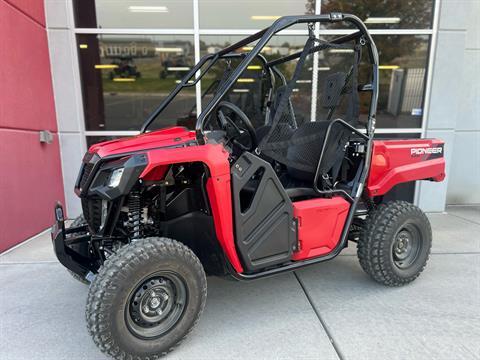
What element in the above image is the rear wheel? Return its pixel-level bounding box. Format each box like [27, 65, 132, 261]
[86, 237, 207, 359]
[357, 201, 432, 286]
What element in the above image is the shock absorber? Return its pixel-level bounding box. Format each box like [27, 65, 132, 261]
[128, 191, 141, 241]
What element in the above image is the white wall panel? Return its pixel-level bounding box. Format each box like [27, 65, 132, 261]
[446, 131, 480, 204]
[58, 132, 84, 217]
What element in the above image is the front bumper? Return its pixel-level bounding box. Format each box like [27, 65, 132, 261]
[51, 203, 93, 278]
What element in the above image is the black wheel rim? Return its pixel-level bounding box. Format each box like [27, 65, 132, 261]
[125, 271, 187, 339]
[392, 223, 422, 269]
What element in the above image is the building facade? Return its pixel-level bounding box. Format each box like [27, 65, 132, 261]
[0, 0, 65, 252]
[0, 0, 478, 251]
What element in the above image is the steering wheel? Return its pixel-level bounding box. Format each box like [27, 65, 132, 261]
[216, 101, 258, 152]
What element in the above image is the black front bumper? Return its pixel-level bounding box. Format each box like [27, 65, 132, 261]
[51, 203, 93, 278]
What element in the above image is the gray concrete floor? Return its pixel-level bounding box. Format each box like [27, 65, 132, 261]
[1, 206, 479, 360]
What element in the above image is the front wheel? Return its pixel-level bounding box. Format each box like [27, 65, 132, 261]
[357, 201, 432, 286]
[86, 237, 207, 359]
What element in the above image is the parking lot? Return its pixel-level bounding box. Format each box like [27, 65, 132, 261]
[1, 206, 479, 360]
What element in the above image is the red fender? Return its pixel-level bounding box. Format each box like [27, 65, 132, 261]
[367, 139, 446, 197]
[140, 143, 244, 273]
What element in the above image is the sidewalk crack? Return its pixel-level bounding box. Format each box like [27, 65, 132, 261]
[294, 272, 345, 360]
[447, 212, 480, 226]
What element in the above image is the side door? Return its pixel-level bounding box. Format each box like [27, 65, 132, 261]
[231, 152, 297, 272]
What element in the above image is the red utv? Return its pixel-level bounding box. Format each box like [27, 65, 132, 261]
[52, 13, 445, 360]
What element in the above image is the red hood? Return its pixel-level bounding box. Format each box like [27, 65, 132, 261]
[89, 127, 197, 158]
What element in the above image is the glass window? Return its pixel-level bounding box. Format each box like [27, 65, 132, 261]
[199, 0, 314, 29]
[77, 34, 196, 131]
[321, 0, 434, 29]
[309, 35, 361, 124]
[317, 34, 429, 129]
[369, 35, 429, 128]
[199, 33, 429, 130]
[199, 35, 313, 128]
[74, 0, 193, 29]
[199, 55, 271, 129]
[374, 133, 420, 139]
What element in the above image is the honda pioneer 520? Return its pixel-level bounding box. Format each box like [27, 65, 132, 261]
[52, 13, 445, 360]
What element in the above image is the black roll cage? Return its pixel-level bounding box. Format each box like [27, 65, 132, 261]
[139, 13, 379, 279]
[140, 12, 379, 196]
[141, 13, 378, 138]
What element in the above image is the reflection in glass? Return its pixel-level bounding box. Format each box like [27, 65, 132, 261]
[199, 34, 429, 130]
[77, 35, 195, 131]
[199, 0, 314, 29]
[367, 35, 429, 128]
[78, 32, 429, 132]
[199, 56, 270, 128]
[74, 0, 193, 29]
[311, 34, 429, 129]
[374, 133, 420, 139]
[199, 35, 313, 128]
[321, 0, 434, 29]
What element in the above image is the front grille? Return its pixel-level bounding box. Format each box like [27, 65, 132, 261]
[80, 162, 94, 190]
[76, 152, 99, 194]
[77, 152, 101, 232]
[82, 198, 103, 233]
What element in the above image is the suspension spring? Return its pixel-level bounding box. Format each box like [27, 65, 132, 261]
[128, 191, 141, 241]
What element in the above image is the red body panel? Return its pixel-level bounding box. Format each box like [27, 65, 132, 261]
[205, 176, 240, 271]
[367, 139, 446, 197]
[91, 127, 243, 272]
[141, 143, 243, 272]
[89, 127, 196, 158]
[292, 197, 350, 261]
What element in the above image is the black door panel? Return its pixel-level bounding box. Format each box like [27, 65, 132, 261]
[231, 152, 296, 272]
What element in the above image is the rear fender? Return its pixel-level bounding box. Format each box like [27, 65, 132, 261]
[366, 139, 446, 197]
[139, 144, 243, 273]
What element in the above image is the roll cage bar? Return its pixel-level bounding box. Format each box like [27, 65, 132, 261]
[141, 13, 379, 141]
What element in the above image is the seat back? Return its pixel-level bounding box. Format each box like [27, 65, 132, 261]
[285, 122, 329, 182]
[322, 72, 347, 109]
[284, 120, 348, 181]
[270, 85, 297, 128]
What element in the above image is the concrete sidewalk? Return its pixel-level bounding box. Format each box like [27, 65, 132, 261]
[1, 206, 479, 360]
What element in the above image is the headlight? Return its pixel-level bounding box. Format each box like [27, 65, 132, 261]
[107, 168, 124, 188]
[88, 154, 147, 200]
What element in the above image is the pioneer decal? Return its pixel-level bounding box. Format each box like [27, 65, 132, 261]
[410, 144, 444, 159]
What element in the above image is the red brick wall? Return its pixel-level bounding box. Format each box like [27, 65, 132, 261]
[0, 0, 65, 252]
